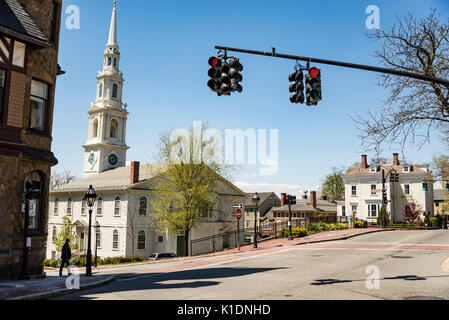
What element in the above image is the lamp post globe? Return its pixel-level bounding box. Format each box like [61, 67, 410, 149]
[252, 193, 260, 248]
[84, 185, 97, 277]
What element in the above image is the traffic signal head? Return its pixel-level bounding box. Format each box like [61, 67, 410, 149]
[289, 70, 305, 104]
[290, 196, 297, 205]
[446, 183, 449, 192]
[228, 57, 243, 93]
[207, 56, 223, 93]
[306, 67, 322, 106]
[422, 183, 428, 191]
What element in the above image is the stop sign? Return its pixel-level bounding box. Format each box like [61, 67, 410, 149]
[235, 209, 242, 220]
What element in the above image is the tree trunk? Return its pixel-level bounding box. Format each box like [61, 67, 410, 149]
[184, 229, 189, 257]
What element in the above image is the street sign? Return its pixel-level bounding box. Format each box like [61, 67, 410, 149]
[232, 204, 243, 209]
[235, 208, 242, 220]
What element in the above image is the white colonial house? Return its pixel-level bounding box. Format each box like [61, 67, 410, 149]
[46, 4, 246, 260]
[338, 154, 434, 224]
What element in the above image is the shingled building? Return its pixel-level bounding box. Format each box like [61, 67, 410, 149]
[0, 0, 63, 278]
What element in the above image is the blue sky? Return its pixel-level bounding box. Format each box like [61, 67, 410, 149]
[53, 0, 448, 196]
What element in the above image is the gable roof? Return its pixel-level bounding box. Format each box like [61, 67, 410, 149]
[345, 163, 429, 177]
[270, 199, 337, 213]
[0, 0, 48, 46]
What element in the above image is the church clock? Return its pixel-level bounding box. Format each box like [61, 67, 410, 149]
[88, 153, 95, 165]
[108, 154, 118, 166]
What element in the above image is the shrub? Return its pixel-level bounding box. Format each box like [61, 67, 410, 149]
[377, 207, 391, 226]
[308, 222, 328, 233]
[354, 221, 365, 228]
[280, 227, 308, 238]
[43, 259, 59, 267]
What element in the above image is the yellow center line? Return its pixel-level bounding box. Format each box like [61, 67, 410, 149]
[396, 231, 429, 244]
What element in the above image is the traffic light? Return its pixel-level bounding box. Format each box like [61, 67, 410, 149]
[290, 196, 297, 205]
[306, 67, 322, 106]
[228, 57, 243, 93]
[283, 194, 297, 205]
[207, 56, 223, 94]
[382, 188, 387, 203]
[422, 183, 428, 191]
[445, 183, 449, 192]
[390, 173, 399, 183]
[289, 70, 304, 104]
[219, 61, 231, 95]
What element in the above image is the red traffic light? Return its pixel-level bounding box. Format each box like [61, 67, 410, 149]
[208, 56, 222, 68]
[309, 67, 320, 78]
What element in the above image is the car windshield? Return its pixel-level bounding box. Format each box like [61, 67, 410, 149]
[149, 254, 157, 258]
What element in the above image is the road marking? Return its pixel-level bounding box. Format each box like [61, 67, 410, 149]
[441, 257, 449, 274]
[396, 231, 429, 244]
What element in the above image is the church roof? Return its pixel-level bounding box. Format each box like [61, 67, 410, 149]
[107, 1, 118, 47]
[51, 164, 163, 193]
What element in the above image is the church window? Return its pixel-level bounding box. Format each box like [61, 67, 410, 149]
[29, 79, 49, 131]
[98, 83, 103, 98]
[113, 58, 117, 67]
[113, 230, 119, 249]
[114, 196, 120, 216]
[52, 226, 57, 243]
[66, 198, 72, 215]
[108, 57, 112, 66]
[93, 119, 98, 138]
[96, 197, 103, 216]
[112, 83, 118, 99]
[138, 231, 146, 250]
[139, 196, 147, 215]
[110, 119, 118, 138]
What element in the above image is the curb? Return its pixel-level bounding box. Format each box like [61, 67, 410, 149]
[6, 276, 115, 301]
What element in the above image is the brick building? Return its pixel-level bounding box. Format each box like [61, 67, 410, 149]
[0, 0, 63, 278]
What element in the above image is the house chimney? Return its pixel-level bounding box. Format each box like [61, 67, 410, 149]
[131, 161, 140, 184]
[310, 191, 317, 209]
[281, 193, 286, 206]
[393, 153, 399, 166]
[361, 155, 368, 169]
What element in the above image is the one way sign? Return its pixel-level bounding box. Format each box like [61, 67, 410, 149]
[232, 204, 243, 209]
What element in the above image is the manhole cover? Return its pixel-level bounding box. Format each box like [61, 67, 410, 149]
[405, 296, 445, 300]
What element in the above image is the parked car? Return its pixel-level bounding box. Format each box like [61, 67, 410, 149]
[148, 253, 177, 261]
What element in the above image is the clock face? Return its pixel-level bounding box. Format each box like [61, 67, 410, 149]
[88, 153, 95, 165]
[108, 154, 118, 166]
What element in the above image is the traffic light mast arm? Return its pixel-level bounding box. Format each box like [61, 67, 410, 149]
[214, 45, 449, 87]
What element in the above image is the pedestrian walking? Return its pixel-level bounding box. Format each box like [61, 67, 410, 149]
[59, 238, 72, 276]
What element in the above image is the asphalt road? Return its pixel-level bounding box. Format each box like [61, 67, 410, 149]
[55, 230, 449, 300]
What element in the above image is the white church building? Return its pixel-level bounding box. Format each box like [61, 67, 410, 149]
[46, 3, 246, 260]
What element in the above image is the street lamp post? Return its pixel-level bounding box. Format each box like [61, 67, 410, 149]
[84, 185, 97, 277]
[94, 221, 100, 268]
[252, 193, 260, 249]
[288, 203, 293, 240]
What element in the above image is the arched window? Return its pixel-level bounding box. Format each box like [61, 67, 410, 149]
[112, 83, 118, 99]
[96, 228, 101, 249]
[66, 198, 72, 215]
[52, 226, 57, 243]
[114, 196, 120, 216]
[113, 230, 119, 249]
[113, 58, 117, 67]
[138, 230, 146, 250]
[139, 196, 147, 215]
[108, 57, 112, 66]
[98, 83, 103, 98]
[93, 119, 98, 138]
[110, 119, 118, 139]
[96, 197, 103, 216]
[54, 198, 58, 214]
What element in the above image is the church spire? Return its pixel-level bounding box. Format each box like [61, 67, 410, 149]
[107, 1, 118, 47]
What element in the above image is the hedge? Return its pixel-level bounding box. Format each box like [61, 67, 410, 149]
[280, 227, 308, 238]
[44, 256, 143, 267]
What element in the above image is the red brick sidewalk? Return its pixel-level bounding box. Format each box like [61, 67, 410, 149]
[0, 274, 113, 300]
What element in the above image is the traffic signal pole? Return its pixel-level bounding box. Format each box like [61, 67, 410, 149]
[214, 46, 449, 86]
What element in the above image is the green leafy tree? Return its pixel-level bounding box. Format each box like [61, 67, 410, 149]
[321, 167, 345, 202]
[54, 216, 78, 253]
[150, 125, 233, 256]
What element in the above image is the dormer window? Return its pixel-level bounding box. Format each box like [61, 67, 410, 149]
[403, 166, 410, 173]
[370, 166, 377, 173]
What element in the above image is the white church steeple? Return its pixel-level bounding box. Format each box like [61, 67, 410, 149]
[83, 1, 129, 177]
